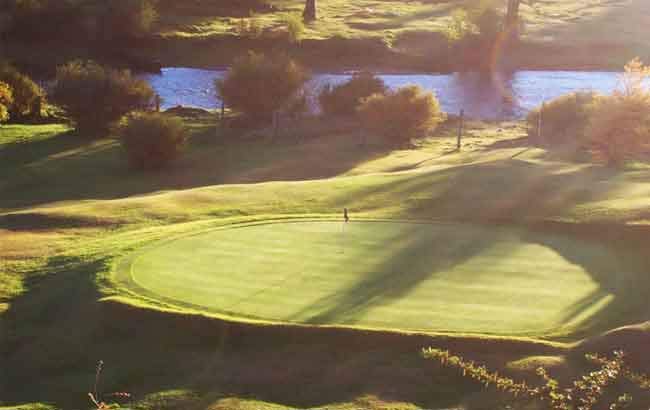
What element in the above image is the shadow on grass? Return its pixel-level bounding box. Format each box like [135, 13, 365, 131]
[318, 158, 650, 336]
[292, 224, 498, 325]
[0, 116, 397, 211]
[0, 253, 478, 410]
[0, 129, 91, 169]
[523, 223, 650, 340]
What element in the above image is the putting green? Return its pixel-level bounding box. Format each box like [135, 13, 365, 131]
[123, 221, 644, 337]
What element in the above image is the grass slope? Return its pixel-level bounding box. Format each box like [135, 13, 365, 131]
[154, 0, 650, 70]
[3, 116, 650, 409]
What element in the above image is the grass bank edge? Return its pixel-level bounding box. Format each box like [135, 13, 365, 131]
[106, 215, 589, 349]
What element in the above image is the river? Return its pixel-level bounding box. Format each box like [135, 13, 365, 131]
[140, 68, 622, 120]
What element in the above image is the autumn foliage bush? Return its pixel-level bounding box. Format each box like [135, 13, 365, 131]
[0, 81, 13, 123]
[319, 71, 386, 117]
[527, 59, 650, 166]
[587, 59, 650, 165]
[0, 63, 43, 120]
[216, 52, 309, 122]
[526, 91, 598, 146]
[52, 60, 155, 136]
[118, 113, 187, 170]
[358, 85, 445, 142]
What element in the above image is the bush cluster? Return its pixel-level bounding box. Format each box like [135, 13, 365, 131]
[118, 113, 187, 170]
[588, 88, 650, 165]
[526, 91, 598, 146]
[528, 59, 650, 165]
[217, 52, 309, 122]
[358, 85, 446, 142]
[52, 60, 155, 136]
[0, 81, 13, 123]
[319, 71, 386, 117]
[282, 13, 305, 44]
[2, 0, 158, 42]
[0, 63, 43, 120]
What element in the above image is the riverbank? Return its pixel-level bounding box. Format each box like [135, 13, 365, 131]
[147, 35, 647, 74]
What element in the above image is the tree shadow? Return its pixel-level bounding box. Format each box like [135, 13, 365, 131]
[0, 129, 90, 169]
[315, 157, 650, 336]
[290, 223, 499, 325]
[0, 116, 399, 211]
[522, 224, 650, 339]
[0, 253, 472, 410]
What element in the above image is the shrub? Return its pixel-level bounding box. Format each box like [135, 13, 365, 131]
[587, 93, 650, 165]
[3, 0, 158, 42]
[424, 349, 644, 410]
[282, 13, 305, 44]
[0, 81, 13, 123]
[358, 85, 446, 142]
[118, 113, 187, 170]
[587, 60, 650, 165]
[319, 72, 386, 117]
[3, 0, 83, 40]
[103, 0, 159, 40]
[52, 60, 155, 136]
[526, 91, 599, 145]
[443, 9, 471, 43]
[469, 0, 503, 41]
[0, 63, 43, 120]
[233, 17, 263, 39]
[216, 51, 309, 122]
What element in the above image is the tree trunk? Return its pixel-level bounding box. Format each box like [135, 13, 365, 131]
[505, 0, 521, 39]
[506, 0, 521, 26]
[303, 0, 317, 22]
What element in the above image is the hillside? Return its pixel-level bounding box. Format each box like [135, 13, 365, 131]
[152, 0, 650, 70]
[3, 114, 650, 409]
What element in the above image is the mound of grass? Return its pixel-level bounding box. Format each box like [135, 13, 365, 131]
[119, 220, 648, 339]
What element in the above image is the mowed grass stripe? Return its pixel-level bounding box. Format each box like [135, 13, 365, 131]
[128, 221, 641, 337]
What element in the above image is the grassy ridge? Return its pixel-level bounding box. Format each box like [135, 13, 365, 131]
[3, 116, 650, 409]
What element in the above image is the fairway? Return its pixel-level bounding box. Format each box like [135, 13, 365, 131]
[123, 221, 642, 337]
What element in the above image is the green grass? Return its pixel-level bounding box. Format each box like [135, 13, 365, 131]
[152, 0, 650, 70]
[3, 117, 650, 409]
[119, 220, 644, 338]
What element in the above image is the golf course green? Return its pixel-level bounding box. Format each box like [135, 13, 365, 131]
[120, 220, 642, 337]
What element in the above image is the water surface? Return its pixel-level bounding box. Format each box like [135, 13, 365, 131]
[141, 68, 621, 119]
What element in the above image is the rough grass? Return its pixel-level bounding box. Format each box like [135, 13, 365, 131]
[3, 115, 650, 409]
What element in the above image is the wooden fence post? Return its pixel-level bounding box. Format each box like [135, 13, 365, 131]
[273, 111, 280, 139]
[538, 102, 544, 143]
[457, 109, 464, 150]
[155, 94, 161, 112]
